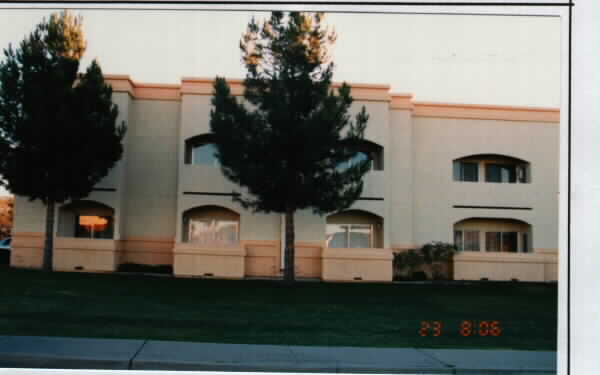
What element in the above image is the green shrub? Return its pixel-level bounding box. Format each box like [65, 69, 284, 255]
[393, 242, 457, 281]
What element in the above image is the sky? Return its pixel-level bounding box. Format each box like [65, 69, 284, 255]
[0, 7, 561, 196]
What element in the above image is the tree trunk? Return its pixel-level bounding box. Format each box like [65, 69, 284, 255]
[42, 199, 55, 271]
[283, 204, 295, 284]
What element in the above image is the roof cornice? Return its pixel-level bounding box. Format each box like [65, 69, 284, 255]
[104, 75, 560, 123]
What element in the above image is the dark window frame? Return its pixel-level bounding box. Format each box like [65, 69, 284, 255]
[453, 161, 479, 182]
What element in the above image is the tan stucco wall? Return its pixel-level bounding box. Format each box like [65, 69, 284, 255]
[173, 243, 245, 279]
[243, 240, 280, 277]
[120, 237, 174, 265]
[453, 251, 558, 282]
[412, 117, 559, 252]
[123, 99, 179, 241]
[389, 109, 414, 248]
[9, 232, 44, 269]
[322, 247, 393, 282]
[53, 237, 120, 272]
[9, 76, 559, 283]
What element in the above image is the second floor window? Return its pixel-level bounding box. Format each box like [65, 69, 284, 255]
[453, 154, 530, 184]
[336, 140, 384, 172]
[185, 134, 219, 166]
[337, 151, 371, 172]
[453, 161, 479, 182]
[485, 163, 528, 183]
[191, 143, 219, 166]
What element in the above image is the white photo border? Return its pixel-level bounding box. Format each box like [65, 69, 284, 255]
[1, 1, 594, 375]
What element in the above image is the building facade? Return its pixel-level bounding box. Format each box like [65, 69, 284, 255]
[9, 75, 559, 282]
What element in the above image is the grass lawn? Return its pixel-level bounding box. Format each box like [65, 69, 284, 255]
[0, 267, 557, 350]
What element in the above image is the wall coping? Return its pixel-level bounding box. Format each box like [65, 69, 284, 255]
[322, 247, 393, 260]
[454, 251, 557, 264]
[173, 243, 246, 256]
[104, 74, 559, 123]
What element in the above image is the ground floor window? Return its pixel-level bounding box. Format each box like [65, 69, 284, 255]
[58, 200, 115, 239]
[453, 218, 532, 253]
[183, 205, 240, 245]
[326, 224, 373, 248]
[188, 219, 238, 245]
[75, 215, 113, 239]
[484, 231, 515, 252]
[326, 209, 383, 248]
[454, 230, 480, 251]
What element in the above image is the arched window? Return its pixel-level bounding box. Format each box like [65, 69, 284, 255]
[185, 134, 219, 166]
[453, 218, 532, 253]
[182, 205, 240, 245]
[338, 140, 384, 172]
[58, 200, 115, 239]
[453, 154, 530, 183]
[326, 209, 383, 248]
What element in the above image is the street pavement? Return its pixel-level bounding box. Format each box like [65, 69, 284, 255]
[0, 335, 556, 374]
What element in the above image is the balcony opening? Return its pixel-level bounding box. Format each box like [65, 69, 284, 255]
[326, 209, 383, 248]
[182, 205, 240, 246]
[453, 154, 530, 183]
[453, 218, 532, 253]
[58, 200, 115, 239]
[185, 134, 219, 167]
[338, 140, 384, 172]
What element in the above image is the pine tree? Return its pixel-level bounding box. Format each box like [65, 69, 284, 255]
[0, 11, 126, 271]
[210, 12, 370, 283]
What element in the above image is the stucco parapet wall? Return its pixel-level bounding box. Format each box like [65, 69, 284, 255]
[105, 74, 559, 122]
[54, 237, 122, 251]
[411, 101, 560, 123]
[105, 75, 391, 102]
[389, 93, 414, 110]
[322, 247, 393, 260]
[105, 74, 181, 101]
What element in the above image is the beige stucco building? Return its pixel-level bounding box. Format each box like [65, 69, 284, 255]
[9, 75, 559, 282]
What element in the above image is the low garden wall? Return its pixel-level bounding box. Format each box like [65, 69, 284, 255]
[243, 240, 280, 277]
[322, 248, 393, 282]
[9, 232, 44, 268]
[453, 251, 558, 282]
[173, 243, 246, 279]
[53, 237, 121, 272]
[119, 236, 174, 266]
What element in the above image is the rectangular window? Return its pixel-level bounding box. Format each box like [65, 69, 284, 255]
[454, 230, 480, 251]
[486, 164, 517, 183]
[326, 224, 373, 248]
[502, 232, 518, 252]
[349, 224, 372, 248]
[485, 231, 520, 252]
[192, 144, 219, 166]
[453, 161, 478, 182]
[486, 232, 501, 252]
[189, 219, 239, 245]
[516, 165, 528, 183]
[464, 231, 480, 251]
[326, 224, 348, 248]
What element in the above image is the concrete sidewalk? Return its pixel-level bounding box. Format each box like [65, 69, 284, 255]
[0, 336, 556, 374]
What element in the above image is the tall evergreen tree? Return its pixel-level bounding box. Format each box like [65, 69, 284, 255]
[210, 12, 370, 283]
[0, 11, 126, 271]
